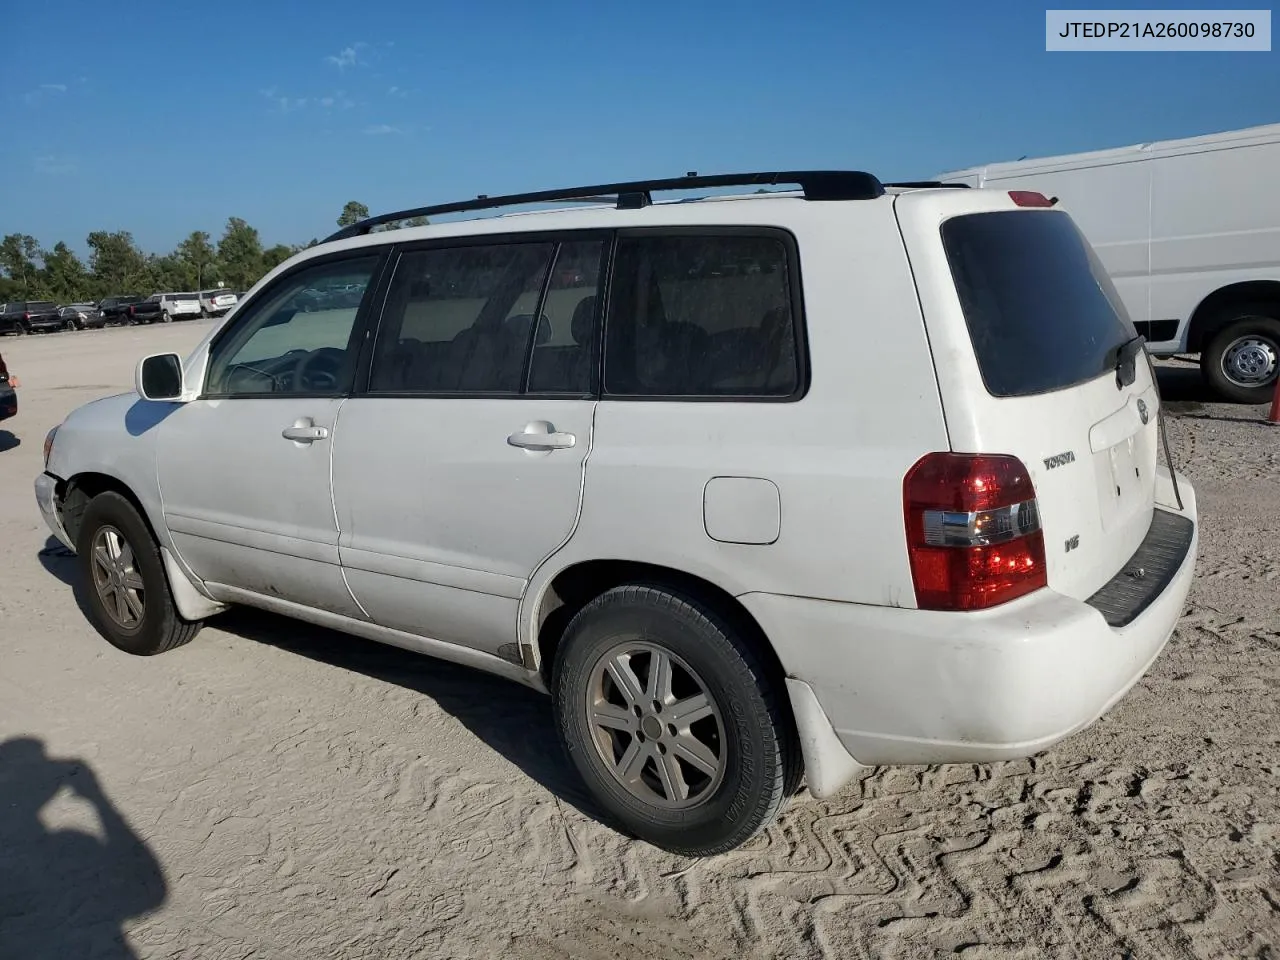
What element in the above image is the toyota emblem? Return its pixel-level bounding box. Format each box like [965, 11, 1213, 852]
[1137, 398, 1149, 425]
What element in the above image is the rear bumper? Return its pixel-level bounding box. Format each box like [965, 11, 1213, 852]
[743, 466, 1197, 775]
[35, 472, 74, 550]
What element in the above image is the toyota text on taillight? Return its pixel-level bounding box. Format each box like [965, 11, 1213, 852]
[903, 453, 1047, 611]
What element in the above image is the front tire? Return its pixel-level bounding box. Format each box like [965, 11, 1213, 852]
[553, 584, 799, 857]
[1201, 310, 1280, 404]
[76, 491, 202, 656]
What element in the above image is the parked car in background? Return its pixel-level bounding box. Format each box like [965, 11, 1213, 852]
[124, 294, 201, 324]
[36, 170, 1199, 857]
[0, 350, 15, 422]
[58, 304, 100, 330]
[156, 293, 203, 322]
[937, 122, 1280, 403]
[0, 301, 60, 335]
[98, 296, 145, 325]
[198, 289, 238, 317]
[124, 297, 165, 324]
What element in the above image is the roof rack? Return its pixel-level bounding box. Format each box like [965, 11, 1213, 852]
[324, 170, 886, 242]
[883, 180, 971, 189]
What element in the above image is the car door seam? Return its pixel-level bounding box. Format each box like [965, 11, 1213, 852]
[330, 396, 372, 619]
[517, 400, 596, 657]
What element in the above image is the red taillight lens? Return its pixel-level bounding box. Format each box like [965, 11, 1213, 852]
[1009, 190, 1054, 208]
[23, 312, 31, 321]
[904, 453, 1047, 611]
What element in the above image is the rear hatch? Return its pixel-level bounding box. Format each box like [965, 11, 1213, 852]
[172, 295, 201, 313]
[895, 189, 1159, 601]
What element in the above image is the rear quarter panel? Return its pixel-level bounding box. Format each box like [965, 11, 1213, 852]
[522, 200, 951, 644]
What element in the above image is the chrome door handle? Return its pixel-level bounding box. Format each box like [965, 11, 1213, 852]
[282, 420, 329, 443]
[507, 421, 576, 451]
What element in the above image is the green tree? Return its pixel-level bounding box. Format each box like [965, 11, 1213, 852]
[216, 218, 264, 290]
[175, 230, 218, 290]
[147, 254, 189, 293]
[87, 231, 151, 296]
[261, 243, 294, 272]
[378, 214, 430, 232]
[0, 234, 41, 297]
[336, 201, 370, 228]
[40, 242, 89, 302]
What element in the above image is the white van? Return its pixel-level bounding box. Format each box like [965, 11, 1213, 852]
[937, 123, 1280, 403]
[35, 172, 1198, 856]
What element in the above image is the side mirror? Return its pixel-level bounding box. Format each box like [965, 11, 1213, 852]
[136, 353, 185, 401]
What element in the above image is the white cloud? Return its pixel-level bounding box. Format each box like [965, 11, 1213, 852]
[387, 85, 408, 98]
[364, 124, 402, 136]
[318, 92, 355, 110]
[260, 88, 309, 113]
[34, 155, 77, 175]
[23, 83, 69, 105]
[326, 42, 367, 69]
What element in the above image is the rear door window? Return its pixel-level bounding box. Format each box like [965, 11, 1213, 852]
[940, 211, 1137, 397]
[603, 232, 802, 399]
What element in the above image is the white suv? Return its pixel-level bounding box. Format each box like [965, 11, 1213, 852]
[158, 292, 203, 322]
[34, 172, 1198, 856]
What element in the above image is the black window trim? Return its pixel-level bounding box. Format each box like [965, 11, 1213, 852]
[600, 225, 810, 404]
[352, 228, 615, 401]
[200, 246, 392, 401]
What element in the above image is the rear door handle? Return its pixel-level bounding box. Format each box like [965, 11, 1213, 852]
[507, 421, 576, 451]
[282, 419, 329, 443]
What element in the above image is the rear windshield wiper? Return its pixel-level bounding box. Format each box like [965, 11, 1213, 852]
[1111, 334, 1146, 389]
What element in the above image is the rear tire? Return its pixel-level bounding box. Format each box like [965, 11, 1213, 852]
[75, 491, 202, 656]
[161, 311, 172, 323]
[1200, 310, 1280, 404]
[552, 583, 799, 856]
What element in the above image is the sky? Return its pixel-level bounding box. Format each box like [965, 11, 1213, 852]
[2, 0, 1277, 256]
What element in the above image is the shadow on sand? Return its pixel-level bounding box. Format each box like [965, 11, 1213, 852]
[0, 738, 167, 959]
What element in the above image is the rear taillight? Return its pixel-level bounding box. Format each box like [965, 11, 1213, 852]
[1009, 190, 1054, 208]
[23, 312, 31, 321]
[904, 453, 1047, 611]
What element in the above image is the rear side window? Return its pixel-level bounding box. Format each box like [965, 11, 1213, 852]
[604, 233, 801, 399]
[940, 211, 1137, 397]
[370, 242, 557, 394]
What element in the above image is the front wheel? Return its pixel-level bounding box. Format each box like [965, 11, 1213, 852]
[76, 491, 202, 655]
[553, 584, 800, 856]
[1201, 312, 1280, 404]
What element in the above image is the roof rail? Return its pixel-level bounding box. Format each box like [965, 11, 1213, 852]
[883, 180, 971, 189]
[323, 170, 886, 242]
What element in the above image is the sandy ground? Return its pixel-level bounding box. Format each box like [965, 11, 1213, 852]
[1, 324, 1277, 960]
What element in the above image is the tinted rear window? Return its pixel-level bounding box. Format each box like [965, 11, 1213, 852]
[940, 211, 1136, 397]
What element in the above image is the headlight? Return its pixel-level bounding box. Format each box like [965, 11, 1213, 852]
[44, 426, 58, 467]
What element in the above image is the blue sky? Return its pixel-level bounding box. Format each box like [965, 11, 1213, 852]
[2, 0, 1277, 255]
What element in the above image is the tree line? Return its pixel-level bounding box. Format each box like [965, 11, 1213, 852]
[0, 201, 427, 304]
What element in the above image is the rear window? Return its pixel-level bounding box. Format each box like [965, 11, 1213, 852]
[175, 294, 199, 301]
[940, 211, 1136, 397]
